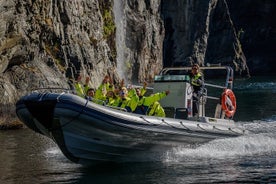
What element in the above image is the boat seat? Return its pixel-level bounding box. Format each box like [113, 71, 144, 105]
[163, 107, 175, 118]
[175, 108, 188, 119]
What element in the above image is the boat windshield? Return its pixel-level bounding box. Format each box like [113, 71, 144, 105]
[154, 75, 190, 82]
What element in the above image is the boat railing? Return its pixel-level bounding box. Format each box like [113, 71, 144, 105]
[159, 66, 234, 90]
[205, 82, 225, 89]
[204, 83, 223, 101]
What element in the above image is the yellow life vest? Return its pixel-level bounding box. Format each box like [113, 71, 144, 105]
[191, 73, 202, 87]
[147, 102, 165, 117]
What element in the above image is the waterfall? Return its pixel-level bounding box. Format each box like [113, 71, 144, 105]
[113, 1, 129, 83]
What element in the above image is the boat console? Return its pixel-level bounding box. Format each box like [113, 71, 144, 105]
[153, 66, 235, 120]
[153, 74, 193, 119]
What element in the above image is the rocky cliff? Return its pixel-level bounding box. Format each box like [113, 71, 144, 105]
[113, 0, 164, 84]
[162, 0, 249, 76]
[0, 0, 274, 125]
[0, 0, 117, 123]
[226, 0, 275, 75]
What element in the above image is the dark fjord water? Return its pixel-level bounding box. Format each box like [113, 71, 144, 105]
[0, 76, 276, 184]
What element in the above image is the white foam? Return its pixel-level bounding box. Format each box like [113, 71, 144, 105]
[165, 132, 276, 162]
[45, 146, 62, 156]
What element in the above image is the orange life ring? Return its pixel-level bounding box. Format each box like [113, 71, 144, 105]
[221, 89, 236, 118]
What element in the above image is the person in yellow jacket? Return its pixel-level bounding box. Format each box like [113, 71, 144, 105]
[117, 86, 143, 112]
[119, 81, 149, 113]
[85, 88, 103, 104]
[189, 64, 204, 116]
[103, 90, 121, 106]
[127, 82, 148, 98]
[117, 87, 134, 112]
[74, 75, 103, 104]
[147, 101, 166, 117]
[74, 75, 90, 98]
[134, 88, 170, 116]
[95, 75, 114, 101]
[115, 80, 142, 112]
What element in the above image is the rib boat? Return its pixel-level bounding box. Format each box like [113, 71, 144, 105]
[16, 66, 247, 164]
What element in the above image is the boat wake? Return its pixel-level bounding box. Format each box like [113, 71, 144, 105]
[241, 118, 276, 134]
[165, 119, 276, 162]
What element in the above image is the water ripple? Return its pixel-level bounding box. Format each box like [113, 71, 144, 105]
[234, 81, 276, 92]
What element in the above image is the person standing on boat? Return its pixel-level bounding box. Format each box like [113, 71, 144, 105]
[189, 64, 205, 116]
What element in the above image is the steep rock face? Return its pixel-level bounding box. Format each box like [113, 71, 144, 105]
[205, 0, 249, 76]
[226, 0, 276, 75]
[0, 0, 115, 105]
[162, 0, 210, 66]
[0, 0, 117, 123]
[115, 0, 164, 83]
[161, 0, 249, 75]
